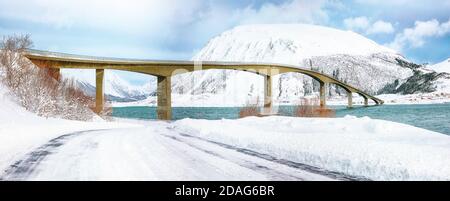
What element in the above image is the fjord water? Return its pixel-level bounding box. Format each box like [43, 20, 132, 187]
[112, 103, 450, 135]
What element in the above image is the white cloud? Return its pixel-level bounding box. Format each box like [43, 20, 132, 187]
[389, 19, 450, 51]
[0, 0, 334, 34]
[0, 0, 204, 37]
[236, 0, 330, 25]
[344, 16, 370, 31]
[354, 0, 450, 7]
[367, 20, 395, 34]
[344, 16, 394, 35]
[0, 0, 334, 49]
[169, 0, 335, 51]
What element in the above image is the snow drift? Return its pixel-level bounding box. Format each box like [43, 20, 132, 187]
[174, 116, 450, 181]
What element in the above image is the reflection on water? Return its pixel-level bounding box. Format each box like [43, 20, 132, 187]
[113, 103, 450, 135]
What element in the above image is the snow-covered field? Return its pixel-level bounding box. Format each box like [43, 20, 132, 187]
[174, 116, 450, 181]
[2, 80, 450, 180]
[4, 112, 450, 180]
[4, 121, 336, 181]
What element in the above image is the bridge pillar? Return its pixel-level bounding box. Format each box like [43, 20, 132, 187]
[263, 75, 272, 114]
[363, 97, 369, 106]
[157, 76, 172, 120]
[347, 91, 353, 108]
[95, 69, 104, 114]
[319, 82, 327, 107]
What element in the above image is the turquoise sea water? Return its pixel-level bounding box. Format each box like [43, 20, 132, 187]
[113, 103, 450, 135]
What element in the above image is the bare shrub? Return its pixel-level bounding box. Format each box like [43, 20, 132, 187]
[0, 34, 95, 121]
[295, 97, 335, 118]
[99, 102, 113, 119]
[239, 97, 261, 118]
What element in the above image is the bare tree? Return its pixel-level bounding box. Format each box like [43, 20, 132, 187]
[295, 97, 335, 118]
[0, 34, 95, 121]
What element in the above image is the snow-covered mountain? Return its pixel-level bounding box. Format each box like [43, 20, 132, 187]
[170, 24, 414, 105]
[62, 69, 154, 102]
[194, 24, 398, 61]
[431, 58, 450, 73]
[428, 58, 450, 93]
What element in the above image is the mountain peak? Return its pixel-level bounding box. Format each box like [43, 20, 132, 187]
[194, 23, 398, 63]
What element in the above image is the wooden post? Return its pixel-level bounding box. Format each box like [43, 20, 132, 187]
[319, 82, 327, 107]
[157, 76, 172, 120]
[263, 75, 272, 114]
[347, 91, 353, 108]
[364, 97, 369, 106]
[95, 69, 104, 114]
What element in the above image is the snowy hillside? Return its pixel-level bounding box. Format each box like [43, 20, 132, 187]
[167, 24, 413, 105]
[0, 83, 139, 174]
[429, 59, 450, 94]
[62, 69, 154, 102]
[431, 58, 450, 73]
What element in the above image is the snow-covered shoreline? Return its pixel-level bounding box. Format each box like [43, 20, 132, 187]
[111, 92, 450, 107]
[173, 116, 450, 180]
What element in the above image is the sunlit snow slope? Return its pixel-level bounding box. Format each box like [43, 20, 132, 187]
[431, 58, 450, 73]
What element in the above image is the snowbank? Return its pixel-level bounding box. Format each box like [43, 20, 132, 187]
[377, 93, 450, 105]
[430, 58, 450, 74]
[173, 116, 450, 180]
[0, 87, 141, 174]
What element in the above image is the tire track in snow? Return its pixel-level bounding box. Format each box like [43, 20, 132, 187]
[1, 125, 368, 181]
[163, 134, 309, 180]
[167, 128, 369, 181]
[0, 129, 109, 181]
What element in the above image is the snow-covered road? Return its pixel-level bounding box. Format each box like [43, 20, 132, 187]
[0, 122, 347, 181]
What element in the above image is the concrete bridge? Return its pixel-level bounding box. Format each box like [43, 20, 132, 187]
[23, 49, 383, 120]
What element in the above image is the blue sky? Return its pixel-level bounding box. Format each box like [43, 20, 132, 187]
[1, 0, 449, 85]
